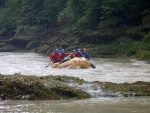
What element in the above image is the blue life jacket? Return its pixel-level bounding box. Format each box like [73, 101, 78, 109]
[80, 52, 90, 60]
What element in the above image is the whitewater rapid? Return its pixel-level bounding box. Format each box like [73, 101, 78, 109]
[0, 52, 150, 83]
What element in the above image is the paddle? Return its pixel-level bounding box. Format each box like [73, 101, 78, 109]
[53, 53, 72, 68]
[89, 63, 96, 68]
[79, 52, 96, 69]
[45, 61, 52, 68]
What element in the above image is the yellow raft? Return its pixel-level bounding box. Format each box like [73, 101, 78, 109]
[51, 57, 91, 69]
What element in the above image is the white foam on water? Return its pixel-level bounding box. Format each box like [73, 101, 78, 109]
[0, 52, 150, 83]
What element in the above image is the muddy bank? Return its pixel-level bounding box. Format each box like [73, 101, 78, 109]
[0, 74, 150, 100]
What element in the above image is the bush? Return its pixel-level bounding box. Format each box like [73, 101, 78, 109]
[26, 41, 40, 50]
[126, 27, 144, 40]
[144, 31, 150, 42]
[136, 50, 150, 60]
[37, 44, 49, 53]
[141, 15, 150, 31]
[15, 25, 40, 36]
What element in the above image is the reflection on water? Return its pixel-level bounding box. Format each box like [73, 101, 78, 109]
[0, 52, 150, 113]
[0, 97, 150, 113]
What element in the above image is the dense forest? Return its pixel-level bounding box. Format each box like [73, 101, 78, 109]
[0, 0, 150, 59]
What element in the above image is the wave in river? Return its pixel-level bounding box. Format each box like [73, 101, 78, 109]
[0, 52, 150, 83]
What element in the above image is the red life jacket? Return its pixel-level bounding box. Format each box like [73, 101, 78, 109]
[71, 52, 82, 58]
[57, 53, 63, 62]
[50, 52, 58, 63]
[62, 52, 70, 57]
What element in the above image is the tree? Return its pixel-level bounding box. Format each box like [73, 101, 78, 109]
[43, 0, 66, 27]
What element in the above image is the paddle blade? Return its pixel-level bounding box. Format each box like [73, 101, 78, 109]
[90, 63, 96, 68]
[45, 61, 51, 68]
[45, 65, 49, 68]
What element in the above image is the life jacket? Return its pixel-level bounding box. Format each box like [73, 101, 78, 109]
[71, 52, 82, 58]
[81, 52, 90, 60]
[71, 52, 77, 58]
[57, 52, 63, 62]
[74, 52, 83, 57]
[50, 52, 58, 63]
[62, 52, 70, 58]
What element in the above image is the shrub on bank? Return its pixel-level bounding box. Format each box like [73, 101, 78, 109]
[0, 43, 18, 52]
[136, 50, 150, 60]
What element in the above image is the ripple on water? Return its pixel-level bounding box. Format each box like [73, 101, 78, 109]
[0, 52, 150, 83]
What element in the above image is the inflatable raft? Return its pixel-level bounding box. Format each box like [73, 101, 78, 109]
[51, 57, 91, 69]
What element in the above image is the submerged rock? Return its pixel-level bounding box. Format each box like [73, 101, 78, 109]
[0, 74, 91, 100]
[0, 74, 150, 100]
[93, 81, 150, 97]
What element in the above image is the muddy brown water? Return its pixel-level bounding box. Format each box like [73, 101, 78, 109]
[0, 52, 150, 113]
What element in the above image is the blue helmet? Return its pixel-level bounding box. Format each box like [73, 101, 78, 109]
[61, 48, 65, 52]
[73, 49, 76, 52]
[55, 49, 60, 52]
[77, 48, 81, 52]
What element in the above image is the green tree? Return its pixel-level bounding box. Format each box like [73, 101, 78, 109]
[43, 0, 66, 27]
[76, 0, 102, 30]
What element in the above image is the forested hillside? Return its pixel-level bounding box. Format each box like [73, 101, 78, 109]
[0, 0, 150, 59]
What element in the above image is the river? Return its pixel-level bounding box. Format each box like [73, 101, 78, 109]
[0, 52, 150, 113]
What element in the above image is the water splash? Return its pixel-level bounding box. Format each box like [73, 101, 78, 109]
[0, 52, 150, 83]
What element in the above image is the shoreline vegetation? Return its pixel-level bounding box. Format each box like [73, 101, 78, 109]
[0, 0, 150, 60]
[0, 74, 150, 100]
[0, 41, 150, 62]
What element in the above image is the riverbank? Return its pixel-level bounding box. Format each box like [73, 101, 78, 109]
[0, 37, 150, 61]
[0, 74, 150, 100]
